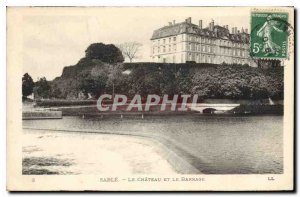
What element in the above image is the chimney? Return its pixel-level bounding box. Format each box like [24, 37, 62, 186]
[199, 20, 202, 29]
[173, 20, 176, 25]
[241, 27, 244, 33]
[186, 17, 192, 24]
[232, 27, 234, 34]
[226, 25, 228, 29]
[245, 28, 248, 34]
[168, 22, 172, 26]
[234, 27, 237, 34]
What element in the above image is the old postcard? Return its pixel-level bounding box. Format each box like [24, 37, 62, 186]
[7, 6, 294, 191]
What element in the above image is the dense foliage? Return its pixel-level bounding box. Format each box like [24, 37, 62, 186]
[80, 76, 107, 97]
[191, 64, 283, 99]
[122, 63, 283, 100]
[22, 73, 34, 98]
[34, 77, 51, 99]
[49, 62, 283, 100]
[85, 43, 124, 63]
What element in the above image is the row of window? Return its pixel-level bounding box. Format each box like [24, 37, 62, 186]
[186, 35, 214, 44]
[187, 44, 214, 53]
[153, 44, 248, 58]
[153, 36, 214, 45]
[187, 43, 247, 57]
[153, 35, 247, 48]
[219, 40, 247, 48]
[180, 43, 247, 56]
[154, 37, 177, 45]
[153, 54, 248, 64]
[186, 35, 247, 48]
[153, 44, 177, 53]
[153, 44, 247, 57]
[154, 54, 215, 64]
[186, 53, 214, 64]
[220, 47, 247, 57]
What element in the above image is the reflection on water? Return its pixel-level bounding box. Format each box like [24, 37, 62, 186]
[23, 115, 283, 174]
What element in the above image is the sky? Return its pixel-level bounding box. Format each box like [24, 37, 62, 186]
[20, 7, 251, 80]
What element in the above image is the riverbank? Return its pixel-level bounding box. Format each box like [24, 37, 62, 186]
[31, 99, 283, 116]
[23, 129, 192, 175]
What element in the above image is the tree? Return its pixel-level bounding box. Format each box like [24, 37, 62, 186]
[248, 76, 269, 99]
[85, 43, 124, 63]
[22, 73, 34, 98]
[106, 64, 125, 97]
[118, 42, 142, 62]
[128, 64, 161, 97]
[35, 77, 51, 99]
[176, 66, 192, 94]
[80, 76, 107, 98]
[160, 65, 178, 95]
[49, 84, 63, 99]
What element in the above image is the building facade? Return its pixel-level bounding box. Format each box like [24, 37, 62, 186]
[150, 17, 257, 67]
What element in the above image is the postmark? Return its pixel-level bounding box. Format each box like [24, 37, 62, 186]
[250, 12, 289, 59]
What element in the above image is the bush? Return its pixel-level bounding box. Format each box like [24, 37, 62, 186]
[85, 43, 124, 63]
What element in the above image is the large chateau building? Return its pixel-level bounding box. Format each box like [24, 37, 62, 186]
[150, 17, 257, 67]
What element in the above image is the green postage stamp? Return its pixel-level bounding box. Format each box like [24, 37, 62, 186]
[251, 12, 289, 59]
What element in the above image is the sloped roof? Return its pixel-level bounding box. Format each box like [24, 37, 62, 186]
[151, 22, 196, 40]
[151, 22, 250, 43]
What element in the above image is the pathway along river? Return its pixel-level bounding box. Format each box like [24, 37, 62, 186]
[23, 115, 283, 174]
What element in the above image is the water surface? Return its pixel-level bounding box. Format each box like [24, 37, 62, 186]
[23, 115, 283, 174]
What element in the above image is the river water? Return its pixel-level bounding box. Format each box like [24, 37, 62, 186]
[23, 115, 283, 174]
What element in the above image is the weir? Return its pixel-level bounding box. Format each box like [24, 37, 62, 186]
[187, 103, 240, 114]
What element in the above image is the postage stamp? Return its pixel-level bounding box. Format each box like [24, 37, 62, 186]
[250, 12, 289, 59]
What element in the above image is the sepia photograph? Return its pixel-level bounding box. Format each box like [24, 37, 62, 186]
[6, 6, 294, 191]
